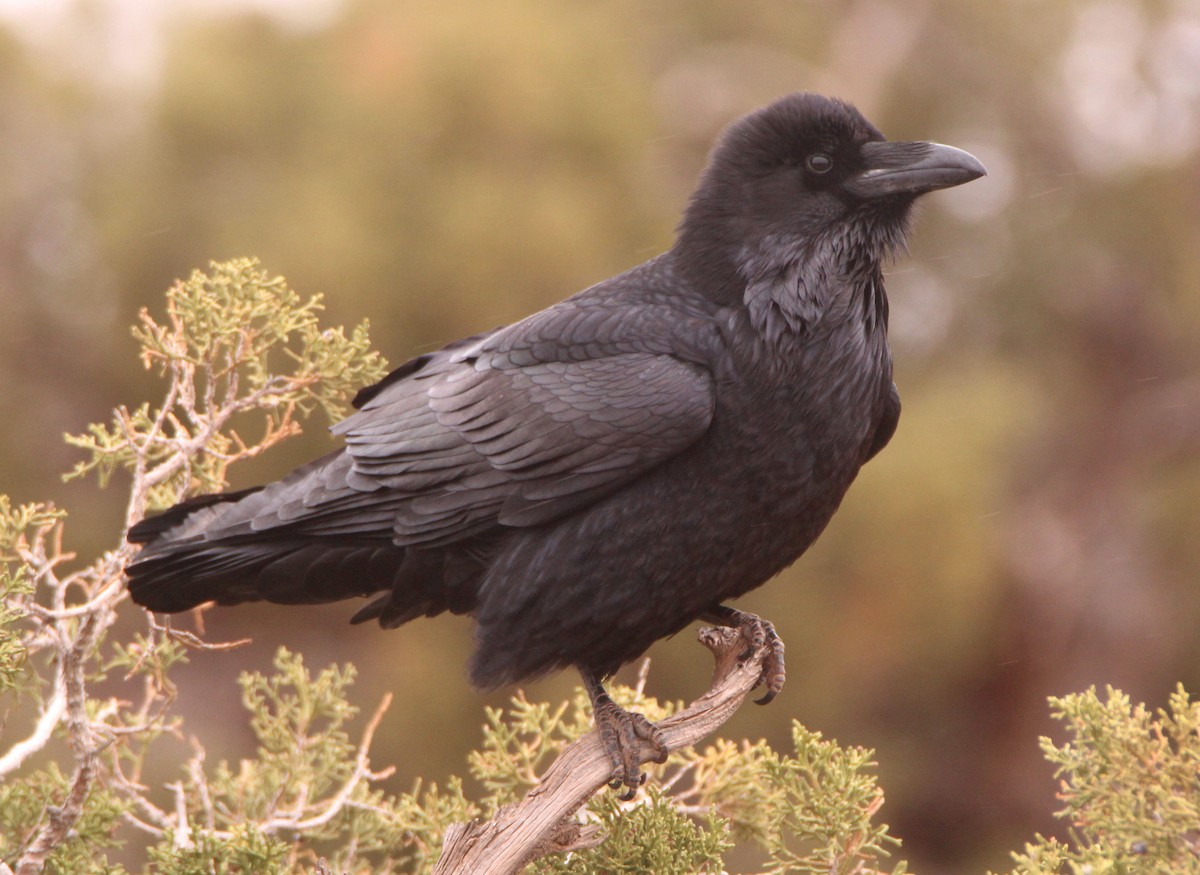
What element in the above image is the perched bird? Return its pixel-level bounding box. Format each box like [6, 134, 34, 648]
[127, 93, 984, 793]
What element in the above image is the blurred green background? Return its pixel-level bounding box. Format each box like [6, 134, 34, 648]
[2, 0, 1199, 871]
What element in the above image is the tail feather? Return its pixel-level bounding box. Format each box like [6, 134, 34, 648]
[127, 534, 414, 612]
[124, 449, 488, 624]
[127, 487, 263, 544]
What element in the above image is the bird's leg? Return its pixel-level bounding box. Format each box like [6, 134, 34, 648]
[701, 605, 786, 705]
[581, 670, 669, 799]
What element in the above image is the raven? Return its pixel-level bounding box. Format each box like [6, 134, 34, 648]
[127, 93, 984, 793]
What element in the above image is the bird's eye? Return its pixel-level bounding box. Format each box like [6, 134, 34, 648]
[805, 154, 833, 174]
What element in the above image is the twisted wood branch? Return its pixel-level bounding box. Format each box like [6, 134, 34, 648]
[433, 623, 770, 875]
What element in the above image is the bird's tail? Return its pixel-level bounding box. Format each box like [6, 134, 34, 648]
[124, 449, 413, 617]
[126, 496, 406, 616]
[125, 481, 483, 631]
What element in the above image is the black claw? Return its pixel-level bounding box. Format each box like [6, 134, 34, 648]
[701, 605, 786, 705]
[582, 671, 668, 797]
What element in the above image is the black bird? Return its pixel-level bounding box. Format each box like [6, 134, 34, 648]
[126, 93, 984, 793]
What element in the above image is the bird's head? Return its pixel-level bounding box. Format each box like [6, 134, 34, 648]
[675, 93, 985, 307]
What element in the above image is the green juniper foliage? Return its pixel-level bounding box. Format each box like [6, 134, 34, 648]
[1, 259, 1197, 874]
[64, 257, 386, 508]
[528, 785, 732, 875]
[0, 260, 402, 875]
[996, 685, 1200, 875]
[465, 685, 679, 817]
[0, 497, 60, 695]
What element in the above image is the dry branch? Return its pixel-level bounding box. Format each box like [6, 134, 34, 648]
[433, 623, 770, 875]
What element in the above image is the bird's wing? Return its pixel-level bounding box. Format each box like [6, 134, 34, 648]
[323, 302, 717, 547]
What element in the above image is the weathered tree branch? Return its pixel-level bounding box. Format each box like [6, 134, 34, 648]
[433, 623, 770, 875]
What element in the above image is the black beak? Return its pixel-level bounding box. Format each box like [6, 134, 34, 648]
[847, 141, 986, 199]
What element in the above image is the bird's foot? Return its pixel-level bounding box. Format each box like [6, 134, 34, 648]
[702, 605, 786, 705]
[582, 673, 669, 799]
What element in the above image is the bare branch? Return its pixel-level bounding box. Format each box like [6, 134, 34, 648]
[171, 781, 192, 849]
[434, 624, 768, 875]
[15, 612, 107, 875]
[0, 683, 66, 778]
[14, 751, 97, 875]
[261, 693, 395, 835]
[27, 577, 125, 620]
[187, 744, 217, 832]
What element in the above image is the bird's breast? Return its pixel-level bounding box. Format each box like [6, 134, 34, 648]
[695, 316, 892, 568]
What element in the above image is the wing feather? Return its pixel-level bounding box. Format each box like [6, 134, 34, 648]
[334, 350, 713, 544]
[277, 293, 721, 547]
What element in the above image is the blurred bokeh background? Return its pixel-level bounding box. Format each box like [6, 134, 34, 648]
[2, 0, 1199, 871]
